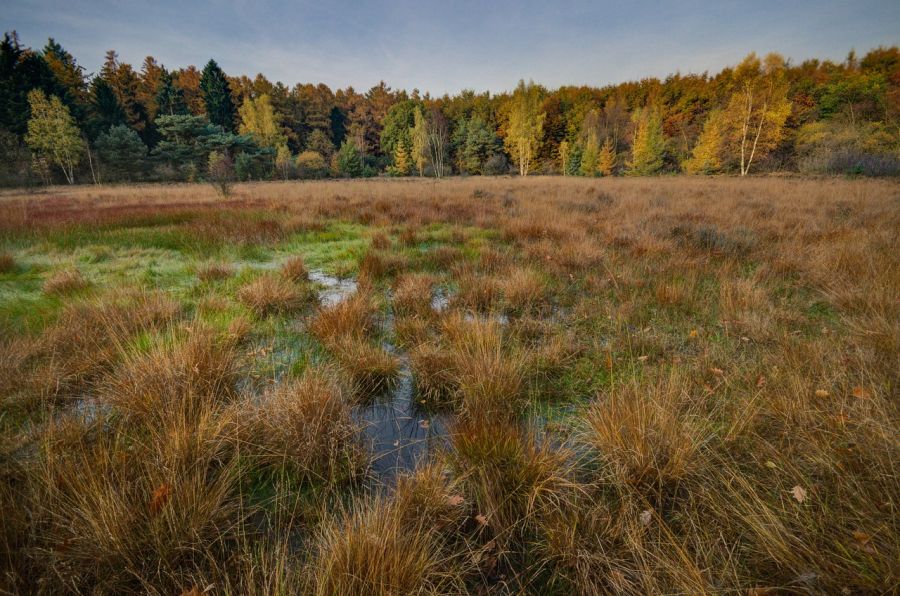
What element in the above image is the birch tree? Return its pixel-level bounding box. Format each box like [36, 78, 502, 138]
[504, 80, 545, 176]
[724, 53, 792, 176]
[25, 89, 83, 184]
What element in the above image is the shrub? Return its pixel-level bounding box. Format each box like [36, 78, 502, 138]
[208, 151, 235, 197]
[296, 150, 328, 179]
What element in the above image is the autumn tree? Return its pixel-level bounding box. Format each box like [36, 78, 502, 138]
[238, 94, 285, 148]
[200, 59, 236, 131]
[597, 136, 616, 176]
[504, 79, 545, 176]
[25, 89, 83, 183]
[411, 106, 428, 176]
[424, 107, 449, 177]
[683, 109, 725, 174]
[626, 107, 665, 175]
[723, 53, 792, 175]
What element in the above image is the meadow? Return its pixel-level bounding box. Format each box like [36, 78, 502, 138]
[0, 176, 897, 594]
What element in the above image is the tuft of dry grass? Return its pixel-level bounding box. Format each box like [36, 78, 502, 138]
[328, 337, 401, 397]
[451, 273, 501, 312]
[237, 274, 313, 316]
[231, 367, 362, 483]
[309, 496, 465, 595]
[392, 272, 435, 319]
[309, 291, 377, 345]
[583, 371, 705, 497]
[500, 266, 546, 314]
[409, 342, 459, 408]
[197, 262, 233, 283]
[441, 313, 524, 422]
[280, 255, 308, 282]
[43, 268, 88, 295]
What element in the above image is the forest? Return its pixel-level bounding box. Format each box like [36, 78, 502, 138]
[1, 31, 899, 187]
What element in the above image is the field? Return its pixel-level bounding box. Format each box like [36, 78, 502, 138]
[0, 176, 897, 594]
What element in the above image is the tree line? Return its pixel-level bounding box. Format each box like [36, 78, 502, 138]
[1, 31, 898, 187]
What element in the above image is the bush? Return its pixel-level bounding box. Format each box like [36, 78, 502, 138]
[482, 153, 510, 175]
[207, 151, 235, 196]
[296, 150, 328, 179]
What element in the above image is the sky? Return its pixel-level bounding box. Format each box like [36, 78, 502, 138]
[3, 0, 899, 95]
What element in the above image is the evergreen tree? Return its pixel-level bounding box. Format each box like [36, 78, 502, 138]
[0, 32, 61, 135]
[579, 139, 599, 176]
[334, 139, 363, 177]
[155, 69, 187, 117]
[626, 107, 665, 175]
[87, 77, 126, 139]
[95, 124, 147, 181]
[306, 128, 335, 158]
[200, 59, 236, 132]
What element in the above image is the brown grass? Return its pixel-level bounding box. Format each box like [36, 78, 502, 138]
[237, 274, 313, 316]
[0, 253, 14, 274]
[280, 255, 308, 282]
[197, 262, 233, 283]
[43, 268, 88, 295]
[1, 176, 898, 594]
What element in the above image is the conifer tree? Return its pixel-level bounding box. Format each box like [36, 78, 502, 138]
[597, 136, 616, 176]
[683, 110, 724, 174]
[155, 69, 187, 117]
[200, 59, 236, 132]
[626, 107, 665, 175]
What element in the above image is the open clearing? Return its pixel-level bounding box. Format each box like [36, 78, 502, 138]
[1, 176, 898, 593]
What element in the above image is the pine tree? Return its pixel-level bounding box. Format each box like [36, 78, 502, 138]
[597, 137, 616, 176]
[200, 59, 235, 132]
[626, 108, 665, 176]
[87, 77, 126, 138]
[390, 140, 411, 175]
[25, 89, 83, 184]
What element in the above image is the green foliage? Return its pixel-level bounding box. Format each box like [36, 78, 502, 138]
[155, 69, 187, 117]
[239, 94, 286, 148]
[200, 59, 235, 132]
[25, 89, 83, 184]
[153, 114, 263, 179]
[95, 124, 147, 181]
[87, 77, 126, 139]
[334, 139, 364, 177]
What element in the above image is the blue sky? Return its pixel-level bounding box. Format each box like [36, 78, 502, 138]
[3, 0, 899, 95]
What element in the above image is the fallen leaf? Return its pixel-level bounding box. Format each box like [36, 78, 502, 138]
[180, 587, 201, 596]
[764, 460, 777, 469]
[852, 531, 875, 553]
[791, 485, 807, 503]
[814, 389, 829, 398]
[637, 355, 649, 362]
[756, 376, 767, 388]
[475, 514, 489, 526]
[419, 419, 430, 429]
[688, 329, 699, 339]
[149, 483, 172, 515]
[447, 494, 465, 507]
[747, 588, 777, 596]
[639, 509, 652, 526]
[851, 386, 870, 399]
[710, 367, 724, 375]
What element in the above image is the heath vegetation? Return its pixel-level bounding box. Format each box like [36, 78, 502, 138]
[0, 175, 897, 593]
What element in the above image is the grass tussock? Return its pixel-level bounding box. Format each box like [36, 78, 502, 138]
[196, 262, 233, 283]
[231, 367, 363, 483]
[237, 274, 313, 316]
[329, 336, 401, 397]
[309, 291, 377, 344]
[280, 255, 308, 282]
[43, 268, 89, 295]
[392, 272, 435, 318]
